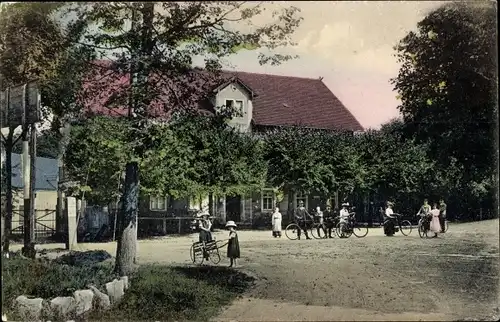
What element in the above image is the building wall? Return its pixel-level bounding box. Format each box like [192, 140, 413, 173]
[215, 82, 253, 132]
[139, 194, 190, 218]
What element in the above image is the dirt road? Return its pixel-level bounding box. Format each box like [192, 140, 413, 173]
[18, 219, 499, 321]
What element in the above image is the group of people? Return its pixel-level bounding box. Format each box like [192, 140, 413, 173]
[383, 198, 447, 237]
[271, 200, 354, 239]
[194, 210, 240, 267]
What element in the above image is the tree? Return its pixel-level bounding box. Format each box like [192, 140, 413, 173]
[391, 2, 497, 216]
[170, 113, 267, 207]
[64, 116, 133, 205]
[0, 2, 69, 252]
[263, 127, 334, 210]
[72, 2, 303, 275]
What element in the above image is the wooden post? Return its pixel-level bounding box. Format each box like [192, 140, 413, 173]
[178, 217, 181, 234]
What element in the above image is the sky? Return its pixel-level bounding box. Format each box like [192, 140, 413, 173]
[206, 1, 447, 130]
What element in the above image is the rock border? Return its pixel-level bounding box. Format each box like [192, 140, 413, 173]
[10, 276, 129, 322]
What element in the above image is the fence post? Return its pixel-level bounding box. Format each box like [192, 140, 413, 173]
[178, 217, 181, 234]
[65, 197, 77, 250]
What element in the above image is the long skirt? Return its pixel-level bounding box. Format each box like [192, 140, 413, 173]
[430, 216, 441, 233]
[227, 235, 240, 259]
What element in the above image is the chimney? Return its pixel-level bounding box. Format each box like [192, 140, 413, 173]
[319, 76, 324, 81]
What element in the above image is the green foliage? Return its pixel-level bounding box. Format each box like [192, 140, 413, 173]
[12, 129, 59, 158]
[264, 127, 365, 198]
[65, 116, 133, 204]
[0, 2, 66, 88]
[66, 113, 267, 203]
[391, 2, 497, 214]
[1, 252, 114, 314]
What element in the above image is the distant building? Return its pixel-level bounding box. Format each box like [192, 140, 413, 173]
[6, 153, 58, 237]
[84, 64, 365, 231]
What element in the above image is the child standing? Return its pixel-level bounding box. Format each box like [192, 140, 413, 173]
[225, 221, 240, 267]
[271, 207, 282, 238]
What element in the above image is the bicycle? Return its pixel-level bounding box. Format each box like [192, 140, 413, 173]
[190, 238, 223, 265]
[417, 215, 431, 238]
[335, 213, 369, 238]
[285, 219, 314, 240]
[310, 216, 329, 239]
[383, 214, 412, 236]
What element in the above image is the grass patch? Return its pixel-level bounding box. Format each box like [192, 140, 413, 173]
[89, 265, 256, 321]
[1, 251, 115, 315]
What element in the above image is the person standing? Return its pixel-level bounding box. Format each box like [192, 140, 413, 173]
[429, 203, 442, 237]
[383, 201, 397, 236]
[439, 199, 447, 233]
[225, 221, 240, 267]
[271, 207, 282, 238]
[324, 205, 336, 238]
[338, 203, 351, 238]
[198, 211, 213, 260]
[314, 206, 327, 238]
[295, 200, 313, 240]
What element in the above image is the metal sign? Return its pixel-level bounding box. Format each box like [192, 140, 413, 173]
[0, 81, 41, 128]
[26, 82, 41, 123]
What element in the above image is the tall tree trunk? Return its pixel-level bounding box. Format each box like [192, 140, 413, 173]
[2, 129, 14, 253]
[114, 2, 155, 276]
[115, 162, 139, 276]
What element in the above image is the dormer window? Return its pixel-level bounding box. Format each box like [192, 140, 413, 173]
[225, 99, 244, 116]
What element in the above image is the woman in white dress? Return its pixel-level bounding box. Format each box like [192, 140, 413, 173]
[429, 203, 442, 237]
[271, 207, 282, 238]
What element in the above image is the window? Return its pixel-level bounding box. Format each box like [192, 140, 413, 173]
[234, 100, 244, 114]
[150, 196, 168, 211]
[225, 99, 244, 116]
[261, 189, 275, 211]
[296, 192, 308, 209]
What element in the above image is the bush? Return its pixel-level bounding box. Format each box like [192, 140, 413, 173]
[90, 265, 255, 321]
[1, 251, 115, 313]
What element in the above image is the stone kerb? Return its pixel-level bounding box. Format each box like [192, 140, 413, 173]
[11, 276, 129, 321]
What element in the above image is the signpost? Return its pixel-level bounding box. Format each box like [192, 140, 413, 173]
[1, 82, 40, 258]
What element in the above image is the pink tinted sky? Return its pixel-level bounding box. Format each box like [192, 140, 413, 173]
[206, 1, 446, 130]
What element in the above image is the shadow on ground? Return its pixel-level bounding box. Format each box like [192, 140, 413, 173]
[172, 265, 257, 294]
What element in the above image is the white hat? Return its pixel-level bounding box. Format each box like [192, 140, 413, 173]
[225, 220, 237, 228]
[342, 202, 349, 207]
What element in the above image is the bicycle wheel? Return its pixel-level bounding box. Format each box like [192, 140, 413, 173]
[400, 220, 413, 236]
[336, 222, 352, 238]
[311, 223, 327, 239]
[285, 223, 300, 240]
[190, 244, 204, 265]
[208, 248, 221, 264]
[352, 225, 368, 238]
[417, 222, 430, 239]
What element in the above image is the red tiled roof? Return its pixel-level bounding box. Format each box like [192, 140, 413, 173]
[222, 71, 363, 131]
[81, 61, 363, 131]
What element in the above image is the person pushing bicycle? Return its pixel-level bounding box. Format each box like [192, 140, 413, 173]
[417, 199, 432, 231]
[295, 200, 313, 240]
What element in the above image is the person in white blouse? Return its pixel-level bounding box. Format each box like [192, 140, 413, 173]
[339, 203, 351, 223]
[383, 201, 397, 236]
[271, 207, 283, 238]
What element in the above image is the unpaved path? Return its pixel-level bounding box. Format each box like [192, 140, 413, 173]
[15, 219, 499, 321]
